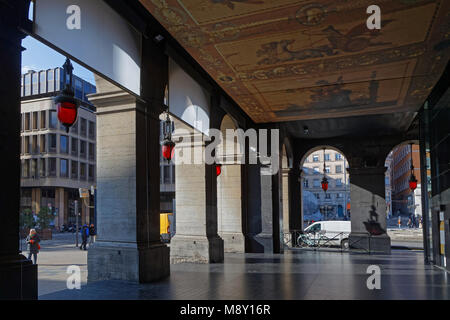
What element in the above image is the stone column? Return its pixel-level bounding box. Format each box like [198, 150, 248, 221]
[254, 169, 275, 253]
[281, 168, 290, 235]
[87, 80, 169, 282]
[0, 0, 37, 299]
[170, 127, 224, 263]
[217, 164, 245, 252]
[243, 163, 264, 253]
[348, 166, 391, 254]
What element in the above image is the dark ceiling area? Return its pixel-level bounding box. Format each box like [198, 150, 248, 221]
[284, 111, 417, 139]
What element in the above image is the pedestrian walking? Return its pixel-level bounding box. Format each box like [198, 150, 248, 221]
[80, 224, 89, 250]
[26, 229, 40, 264]
[407, 217, 412, 228]
[89, 224, 96, 247]
[398, 216, 402, 229]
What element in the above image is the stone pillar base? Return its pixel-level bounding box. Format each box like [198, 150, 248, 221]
[219, 232, 246, 253]
[170, 235, 224, 264]
[254, 233, 274, 253]
[349, 233, 391, 254]
[88, 242, 170, 283]
[0, 254, 37, 300]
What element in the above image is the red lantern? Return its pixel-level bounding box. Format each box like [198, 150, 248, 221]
[321, 176, 328, 192]
[216, 164, 222, 177]
[54, 59, 78, 132]
[162, 140, 175, 161]
[409, 174, 418, 191]
[56, 100, 78, 130]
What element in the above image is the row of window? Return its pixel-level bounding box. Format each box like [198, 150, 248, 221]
[305, 153, 343, 163]
[313, 192, 347, 200]
[304, 178, 346, 188]
[22, 158, 95, 181]
[21, 134, 95, 160]
[21, 68, 96, 102]
[303, 165, 345, 175]
[21, 110, 95, 139]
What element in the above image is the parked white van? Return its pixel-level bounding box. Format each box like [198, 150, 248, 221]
[303, 221, 351, 249]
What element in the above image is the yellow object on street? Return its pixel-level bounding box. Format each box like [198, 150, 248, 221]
[160, 213, 172, 235]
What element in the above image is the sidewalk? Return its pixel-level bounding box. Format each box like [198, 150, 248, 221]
[21, 232, 88, 297]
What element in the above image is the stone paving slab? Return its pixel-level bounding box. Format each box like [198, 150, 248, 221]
[39, 250, 450, 300]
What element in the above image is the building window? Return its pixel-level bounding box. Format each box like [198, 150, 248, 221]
[39, 135, 46, 153]
[24, 113, 30, 131]
[48, 158, 56, 177]
[88, 165, 95, 181]
[49, 110, 57, 129]
[39, 71, 46, 94]
[39, 159, 46, 177]
[40, 111, 46, 129]
[336, 193, 342, 199]
[80, 140, 86, 158]
[304, 179, 309, 188]
[324, 153, 330, 161]
[22, 160, 30, 178]
[325, 166, 330, 173]
[71, 161, 78, 179]
[31, 159, 38, 178]
[71, 137, 78, 156]
[80, 163, 86, 180]
[164, 165, 171, 184]
[313, 179, 320, 188]
[47, 70, 54, 92]
[60, 135, 68, 154]
[313, 155, 319, 162]
[49, 134, 57, 152]
[75, 79, 83, 99]
[32, 112, 38, 130]
[24, 74, 31, 96]
[88, 121, 95, 139]
[32, 135, 38, 154]
[32, 73, 38, 94]
[315, 193, 320, 199]
[336, 178, 342, 186]
[80, 118, 87, 137]
[313, 167, 319, 174]
[24, 136, 30, 154]
[60, 159, 68, 178]
[336, 165, 342, 173]
[70, 119, 78, 134]
[88, 143, 95, 161]
[325, 193, 331, 199]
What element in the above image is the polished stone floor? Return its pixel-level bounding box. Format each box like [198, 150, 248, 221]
[40, 249, 450, 300]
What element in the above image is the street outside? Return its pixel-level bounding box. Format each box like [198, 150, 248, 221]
[20, 233, 88, 297]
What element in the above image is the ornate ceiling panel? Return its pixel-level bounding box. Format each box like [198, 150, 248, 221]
[140, 0, 450, 123]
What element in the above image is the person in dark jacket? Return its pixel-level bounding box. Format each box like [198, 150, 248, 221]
[88, 224, 96, 247]
[80, 224, 89, 250]
[26, 229, 40, 264]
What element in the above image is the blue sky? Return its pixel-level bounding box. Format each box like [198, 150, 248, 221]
[22, 36, 95, 84]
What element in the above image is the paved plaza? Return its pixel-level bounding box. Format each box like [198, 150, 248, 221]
[34, 234, 448, 300]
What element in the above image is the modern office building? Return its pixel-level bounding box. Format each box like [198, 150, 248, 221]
[302, 149, 350, 220]
[20, 68, 97, 228]
[391, 144, 422, 217]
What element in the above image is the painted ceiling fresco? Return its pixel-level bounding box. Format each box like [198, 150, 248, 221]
[139, 0, 450, 123]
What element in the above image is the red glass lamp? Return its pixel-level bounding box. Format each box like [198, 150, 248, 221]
[216, 164, 222, 177]
[54, 59, 79, 132]
[161, 108, 175, 162]
[321, 176, 329, 192]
